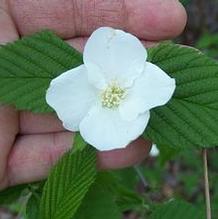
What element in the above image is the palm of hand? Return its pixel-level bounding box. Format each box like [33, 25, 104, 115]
[0, 0, 187, 190]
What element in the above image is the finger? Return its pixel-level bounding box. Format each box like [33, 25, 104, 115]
[19, 111, 64, 134]
[4, 133, 151, 188]
[0, 2, 19, 188]
[97, 137, 151, 170]
[0, 105, 18, 188]
[10, 0, 186, 40]
[0, 1, 19, 43]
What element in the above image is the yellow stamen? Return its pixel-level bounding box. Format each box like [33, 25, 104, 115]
[101, 82, 126, 108]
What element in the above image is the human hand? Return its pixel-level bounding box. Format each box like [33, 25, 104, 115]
[0, 0, 187, 190]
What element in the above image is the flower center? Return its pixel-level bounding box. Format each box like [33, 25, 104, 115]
[101, 82, 126, 108]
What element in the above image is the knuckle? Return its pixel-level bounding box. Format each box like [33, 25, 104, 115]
[72, 0, 127, 35]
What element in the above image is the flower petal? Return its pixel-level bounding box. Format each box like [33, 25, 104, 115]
[79, 105, 150, 151]
[84, 27, 147, 88]
[46, 65, 97, 131]
[119, 62, 176, 121]
[149, 144, 160, 157]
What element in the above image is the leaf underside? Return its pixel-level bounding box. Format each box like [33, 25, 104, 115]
[144, 43, 218, 148]
[39, 146, 97, 219]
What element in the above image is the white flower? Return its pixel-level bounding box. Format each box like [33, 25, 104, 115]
[46, 27, 176, 151]
[149, 144, 160, 157]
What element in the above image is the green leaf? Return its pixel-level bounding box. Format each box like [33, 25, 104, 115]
[26, 193, 40, 219]
[179, 0, 190, 6]
[0, 184, 27, 205]
[158, 144, 181, 165]
[145, 43, 218, 148]
[151, 200, 204, 219]
[74, 178, 122, 219]
[0, 31, 82, 113]
[39, 145, 97, 219]
[26, 181, 44, 219]
[196, 33, 218, 59]
[73, 133, 87, 152]
[115, 185, 147, 212]
[95, 172, 147, 212]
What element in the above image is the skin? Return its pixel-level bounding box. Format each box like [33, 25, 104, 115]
[0, 0, 187, 190]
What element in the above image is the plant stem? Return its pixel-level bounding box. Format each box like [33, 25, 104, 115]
[203, 149, 211, 219]
[134, 165, 149, 189]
